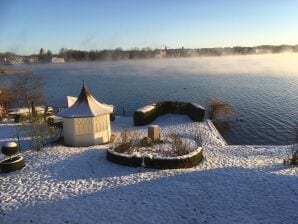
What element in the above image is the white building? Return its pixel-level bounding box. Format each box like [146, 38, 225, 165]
[51, 57, 65, 63]
[58, 84, 113, 147]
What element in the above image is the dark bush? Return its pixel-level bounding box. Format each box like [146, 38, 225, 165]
[134, 105, 158, 126]
[144, 148, 203, 169]
[0, 156, 25, 173]
[1, 145, 19, 156]
[113, 142, 132, 153]
[106, 148, 203, 169]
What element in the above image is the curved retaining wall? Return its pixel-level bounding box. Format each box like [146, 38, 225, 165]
[133, 101, 205, 126]
[106, 147, 203, 169]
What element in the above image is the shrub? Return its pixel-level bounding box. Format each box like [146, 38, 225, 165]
[168, 133, 189, 156]
[114, 142, 132, 153]
[207, 98, 236, 120]
[284, 127, 298, 165]
[18, 113, 59, 151]
[113, 128, 142, 154]
[0, 85, 13, 119]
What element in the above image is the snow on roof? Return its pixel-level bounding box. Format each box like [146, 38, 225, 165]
[58, 84, 113, 118]
[67, 96, 77, 108]
[191, 103, 205, 110]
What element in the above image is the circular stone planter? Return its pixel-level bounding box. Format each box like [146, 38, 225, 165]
[106, 147, 203, 169]
[1, 142, 19, 156]
[0, 155, 25, 173]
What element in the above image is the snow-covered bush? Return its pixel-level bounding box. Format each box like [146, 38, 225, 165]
[168, 133, 189, 156]
[113, 128, 142, 154]
[18, 113, 59, 151]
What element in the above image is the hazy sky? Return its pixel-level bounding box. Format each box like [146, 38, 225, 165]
[0, 0, 298, 55]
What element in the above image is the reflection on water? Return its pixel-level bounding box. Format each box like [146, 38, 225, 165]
[1, 54, 298, 145]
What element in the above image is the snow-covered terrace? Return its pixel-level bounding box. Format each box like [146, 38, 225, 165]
[0, 114, 297, 224]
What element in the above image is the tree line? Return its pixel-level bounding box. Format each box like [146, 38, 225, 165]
[57, 44, 298, 61]
[1, 44, 298, 62]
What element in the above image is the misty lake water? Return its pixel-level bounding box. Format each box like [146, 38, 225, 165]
[1, 54, 298, 145]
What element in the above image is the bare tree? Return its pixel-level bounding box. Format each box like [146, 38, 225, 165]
[12, 76, 58, 151]
[0, 85, 13, 119]
[12, 75, 44, 117]
[18, 114, 58, 151]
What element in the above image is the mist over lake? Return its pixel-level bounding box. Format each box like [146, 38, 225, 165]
[1, 53, 298, 145]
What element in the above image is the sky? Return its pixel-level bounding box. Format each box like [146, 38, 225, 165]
[0, 0, 298, 55]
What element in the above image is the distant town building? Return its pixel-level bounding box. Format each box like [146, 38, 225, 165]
[51, 57, 65, 63]
[40, 48, 46, 55]
[24, 56, 38, 64]
[3, 56, 24, 65]
[156, 46, 167, 58]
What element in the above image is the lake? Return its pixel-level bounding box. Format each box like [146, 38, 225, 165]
[1, 53, 298, 145]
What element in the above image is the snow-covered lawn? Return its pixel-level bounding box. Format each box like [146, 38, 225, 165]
[0, 114, 297, 224]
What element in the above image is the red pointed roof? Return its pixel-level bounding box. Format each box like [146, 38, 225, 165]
[58, 84, 113, 118]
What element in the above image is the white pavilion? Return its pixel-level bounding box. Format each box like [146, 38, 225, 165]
[58, 83, 113, 147]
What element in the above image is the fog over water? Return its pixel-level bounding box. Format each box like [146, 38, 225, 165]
[1, 53, 298, 145]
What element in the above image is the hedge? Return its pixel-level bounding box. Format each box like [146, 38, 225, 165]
[134, 101, 205, 126]
[106, 150, 142, 167]
[0, 155, 25, 173]
[106, 148, 203, 169]
[144, 148, 203, 169]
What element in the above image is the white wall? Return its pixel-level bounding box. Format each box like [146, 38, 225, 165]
[62, 114, 111, 147]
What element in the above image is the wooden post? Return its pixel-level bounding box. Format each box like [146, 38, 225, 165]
[148, 125, 160, 142]
[17, 133, 21, 153]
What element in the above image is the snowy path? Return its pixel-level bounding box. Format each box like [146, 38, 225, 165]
[0, 115, 297, 224]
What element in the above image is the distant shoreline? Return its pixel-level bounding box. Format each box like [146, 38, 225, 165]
[1, 44, 298, 63]
[0, 68, 31, 75]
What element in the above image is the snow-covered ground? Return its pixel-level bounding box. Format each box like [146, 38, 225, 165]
[0, 114, 297, 224]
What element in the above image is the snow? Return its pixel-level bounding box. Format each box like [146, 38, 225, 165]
[66, 96, 77, 108]
[47, 115, 63, 123]
[190, 103, 205, 110]
[136, 104, 156, 113]
[3, 141, 18, 148]
[8, 106, 51, 116]
[0, 114, 297, 224]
